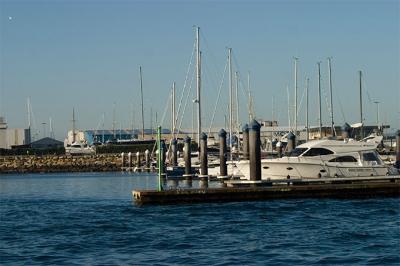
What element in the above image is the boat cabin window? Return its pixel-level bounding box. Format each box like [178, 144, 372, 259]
[288, 148, 308, 157]
[303, 148, 334, 157]
[329, 156, 357, 162]
[362, 152, 379, 162]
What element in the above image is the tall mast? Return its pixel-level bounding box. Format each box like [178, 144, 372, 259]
[294, 57, 298, 136]
[235, 71, 240, 136]
[247, 71, 252, 121]
[306, 78, 309, 142]
[286, 84, 291, 130]
[72, 108, 76, 143]
[172, 81, 176, 139]
[328, 57, 335, 136]
[27, 97, 32, 142]
[195, 26, 201, 148]
[228, 48, 233, 160]
[317, 62, 322, 139]
[359, 70, 363, 139]
[27, 97, 31, 130]
[139, 66, 145, 139]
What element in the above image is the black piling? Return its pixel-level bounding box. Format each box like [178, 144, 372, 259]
[287, 132, 296, 153]
[183, 136, 192, 178]
[161, 141, 166, 177]
[249, 119, 261, 181]
[242, 124, 249, 160]
[199, 132, 208, 178]
[219, 129, 227, 178]
[171, 138, 178, 167]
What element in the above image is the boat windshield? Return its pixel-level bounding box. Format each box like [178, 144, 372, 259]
[288, 148, 307, 157]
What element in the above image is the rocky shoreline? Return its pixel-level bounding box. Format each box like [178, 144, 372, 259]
[0, 154, 123, 174]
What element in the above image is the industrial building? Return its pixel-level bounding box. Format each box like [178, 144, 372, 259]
[0, 117, 31, 149]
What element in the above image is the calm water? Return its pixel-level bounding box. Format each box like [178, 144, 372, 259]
[0, 172, 399, 265]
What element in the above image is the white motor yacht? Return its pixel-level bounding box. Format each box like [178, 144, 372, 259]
[65, 142, 95, 155]
[235, 138, 393, 180]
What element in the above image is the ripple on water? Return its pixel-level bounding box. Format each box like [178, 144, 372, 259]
[1, 173, 399, 265]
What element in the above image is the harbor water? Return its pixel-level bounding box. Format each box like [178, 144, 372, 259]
[1, 172, 399, 265]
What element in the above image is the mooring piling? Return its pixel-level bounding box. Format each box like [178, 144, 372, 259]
[183, 136, 192, 178]
[136, 151, 141, 169]
[249, 119, 261, 181]
[171, 138, 178, 167]
[219, 129, 227, 178]
[128, 152, 132, 169]
[199, 132, 208, 178]
[145, 149, 150, 171]
[287, 132, 296, 153]
[276, 141, 283, 158]
[121, 152, 125, 169]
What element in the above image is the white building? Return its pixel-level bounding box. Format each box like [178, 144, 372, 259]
[0, 117, 31, 149]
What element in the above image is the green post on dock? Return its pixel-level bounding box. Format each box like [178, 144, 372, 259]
[157, 126, 163, 191]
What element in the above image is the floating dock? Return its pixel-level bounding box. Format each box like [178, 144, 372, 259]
[132, 175, 400, 205]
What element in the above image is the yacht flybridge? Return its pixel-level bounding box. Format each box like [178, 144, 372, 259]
[235, 138, 393, 180]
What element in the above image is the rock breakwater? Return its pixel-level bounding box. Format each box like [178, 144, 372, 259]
[0, 154, 122, 174]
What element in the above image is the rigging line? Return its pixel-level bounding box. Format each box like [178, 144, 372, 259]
[177, 66, 196, 133]
[199, 30, 223, 81]
[175, 39, 196, 128]
[296, 83, 307, 120]
[337, 97, 346, 123]
[231, 51, 253, 121]
[208, 57, 228, 135]
[159, 88, 172, 129]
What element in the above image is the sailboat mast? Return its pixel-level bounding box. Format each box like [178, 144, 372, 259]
[196, 26, 201, 149]
[306, 78, 309, 142]
[139, 66, 145, 139]
[247, 71, 252, 121]
[328, 57, 335, 136]
[317, 62, 322, 139]
[27, 98, 31, 130]
[72, 108, 76, 143]
[172, 81, 176, 139]
[294, 57, 298, 136]
[359, 70, 364, 139]
[228, 48, 233, 160]
[235, 71, 240, 136]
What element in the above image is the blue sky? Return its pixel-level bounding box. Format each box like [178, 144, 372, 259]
[0, 0, 399, 140]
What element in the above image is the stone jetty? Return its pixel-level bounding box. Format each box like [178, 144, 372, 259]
[0, 154, 122, 174]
